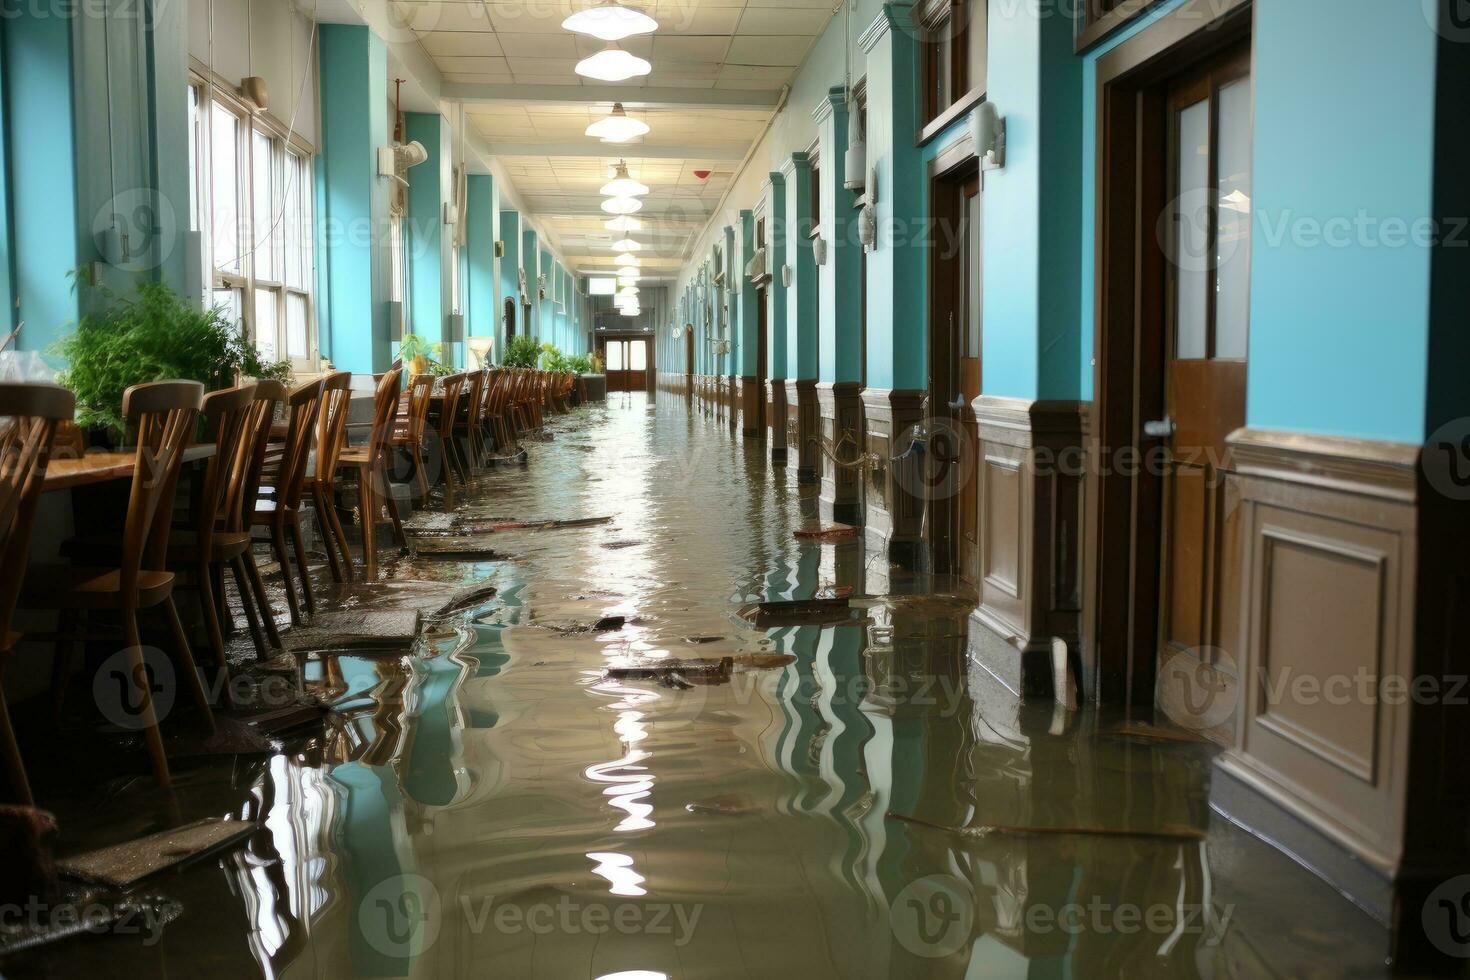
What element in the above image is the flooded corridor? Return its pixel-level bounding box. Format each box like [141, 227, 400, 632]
[10, 393, 1395, 978]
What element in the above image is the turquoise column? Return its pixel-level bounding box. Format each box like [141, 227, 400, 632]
[722, 224, 738, 375]
[765, 171, 788, 381]
[404, 112, 447, 350]
[0, 24, 12, 332]
[980, 0, 1081, 400]
[736, 210, 759, 377]
[521, 228, 538, 340]
[318, 25, 392, 372]
[499, 209, 520, 358]
[538, 248, 553, 343]
[4, 10, 81, 351]
[815, 87, 862, 384]
[466, 174, 497, 358]
[783, 153, 817, 382]
[860, 4, 924, 392]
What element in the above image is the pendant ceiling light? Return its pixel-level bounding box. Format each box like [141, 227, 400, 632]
[617, 275, 640, 286]
[611, 238, 642, 251]
[616, 265, 640, 277]
[613, 252, 640, 266]
[585, 103, 651, 143]
[621, 306, 641, 316]
[617, 285, 640, 297]
[563, 2, 658, 42]
[600, 161, 650, 197]
[605, 215, 643, 232]
[575, 43, 651, 82]
[601, 196, 643, 215]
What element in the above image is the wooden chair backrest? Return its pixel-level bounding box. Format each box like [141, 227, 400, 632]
[367, 368, 403, 460]
[229, 380, 287, 533]
[0, 383, 74, 637]
[404, 373, 435, 443]
[436, 373, 468, 438]
[196, 383, 257, 541]
[277, 379, 325, 510]
[122, 380, 204, 595]
[313, 371, 353, 488]
[461, 370, 485, 427]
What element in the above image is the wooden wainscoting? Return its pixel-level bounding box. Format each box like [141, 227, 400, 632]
[786, 379, 819, 484]
[861, 388, 925, 566]
[739, 375, 764, 439]
[816, 381, 864, 525]
[766, 379, 788, 462]
[1218, 428, 1419, 878]
[969, 397, 1088, 696]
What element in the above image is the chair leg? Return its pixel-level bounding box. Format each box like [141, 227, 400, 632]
[270, 520, 302, 625]
[212, 562, 234, 638]
[286, 512, 316, 616]
[122, 612, 171, 789]
[360, 465, 379, 580]
[384, 475, 408, 547]
[323, 484, 355, 582]
[311, 484, 344, 583]
[161, 595, 217, 732]
[242, 550, 283, 649]
[197, 558, 227, 670]
[230, 556, 268, 656]
[411, 443, 429, 503]
[0, 668, 33, 806]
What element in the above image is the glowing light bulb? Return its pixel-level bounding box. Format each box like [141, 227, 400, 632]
[562, 2, 658, 42]
[575, 43, 651, 82]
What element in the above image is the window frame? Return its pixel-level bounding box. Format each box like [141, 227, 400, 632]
[917, 0, 988, 144]
[189, 67, 320, 372]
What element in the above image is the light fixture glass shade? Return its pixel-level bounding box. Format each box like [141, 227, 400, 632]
[616, 266, 640, 277]
[620, 306, 642, 316]
[562, 3, 658, 42]
[575, 43, 651, 82]
[613, 252, 640, 266]
[601, 196, 643, 215]
[605, 215, 643, 232]
[617, 276, 640, 286]
[585, 103, 651, 143]
[617, 286, 639, 298]
[600, 160, 649, 197]
[611, 238, 642, 251]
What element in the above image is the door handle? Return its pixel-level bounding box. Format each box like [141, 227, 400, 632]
[947, 395, 966, 411]
[1143, 417, 1176, 438]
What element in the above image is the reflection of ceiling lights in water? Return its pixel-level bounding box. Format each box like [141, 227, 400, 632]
[601, 196, 643, 215]
[562, 2, 658, 41]
[605, 215, 642, 232]
[600, 161, 649, 197]
[586, 103, 651, 143]
[575, 43, 651, 82]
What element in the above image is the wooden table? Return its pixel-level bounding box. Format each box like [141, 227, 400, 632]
[41, 445, 216, 492]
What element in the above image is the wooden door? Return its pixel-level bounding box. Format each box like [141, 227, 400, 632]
[1155, 44, 1251, 662]
[605, 337, 650, 392]
[755, 286, 768, 431]
[927, 167, 982, 584]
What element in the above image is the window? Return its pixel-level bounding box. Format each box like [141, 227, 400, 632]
[808, 158, 821, 238]
[189, 79, 318, 368]
[920, 0, 987, 127]
[589, 277, 617, 296]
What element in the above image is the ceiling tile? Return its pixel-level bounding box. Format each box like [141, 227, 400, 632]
[653, 5, 743, 35]
[497, 33, 581, 58]
[419, 31, 504, 56]
[433, 55, 512, 74]
[735, 7, 832, 34]
[724, 34, 813, 66]
[651, 35, 731, 64]
[396, 2, 496, 33]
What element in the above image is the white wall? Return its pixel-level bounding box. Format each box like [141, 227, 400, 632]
[188, 0, 320, 145]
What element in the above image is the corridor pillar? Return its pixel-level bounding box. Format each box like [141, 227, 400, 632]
[783, 152, 818, 483]
[764, 171, 788, 462]
[736, 209, 763, 438]
[814, 86, 864, 524]
[318, 24, 393, 372]
[859, 5, 925, 561]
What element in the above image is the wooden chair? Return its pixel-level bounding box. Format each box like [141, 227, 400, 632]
[23, 380, 214, 789]
[336, 369, 404, 579]
[453, 370, 486, 472]
[227, 381, 288, 654]
[308, 372, 354, 582]
[433, 373, 469, 508]
[0, 383, 74, 804]
[251, 379, 324, 625]
[390, 373, 434, 503]
[484, 368, 515, 454]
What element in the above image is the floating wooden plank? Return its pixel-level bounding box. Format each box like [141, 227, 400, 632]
[605, 657, 734, 686]
[793, 523, 859, 541]
[431, 584, 499, 617]
[410, 537, 509, 560]
[889, 812, 1207, 843]
[283, 609, 422, 653]
[740, 587, 861, 627]
[451, 516, 613, 535]
[59, 818, 257, 889]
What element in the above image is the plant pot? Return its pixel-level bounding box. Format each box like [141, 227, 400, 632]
[410, 355, 429, 377]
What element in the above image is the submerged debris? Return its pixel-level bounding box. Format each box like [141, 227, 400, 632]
[593, 615, 626, 632]
[740, 587, 863, 627]
[793, 523, 859, 541]
[59, 818, 258, 889]
[601, 540, 639, 550]
[684, 634, 724, 645]
[411, 537, 510, 560]
[430, 583, 499, 618]
[889, 812, 1207, 843]
[685, 794, 759, 817]
[283, 610, 423, 654]
[605, 656, 734, 686]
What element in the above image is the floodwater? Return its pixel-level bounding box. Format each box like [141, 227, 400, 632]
[7, 391, 1393, 978]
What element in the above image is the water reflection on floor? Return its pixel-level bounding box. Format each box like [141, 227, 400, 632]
[9, 391, 1393, 978]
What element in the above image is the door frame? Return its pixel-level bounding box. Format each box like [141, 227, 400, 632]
[927, 145, 982, 582]
[599, 332, 655, 392]
[1085, 0, 1253, 709]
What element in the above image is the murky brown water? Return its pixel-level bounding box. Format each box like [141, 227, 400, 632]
[6, 391, 1394, 978]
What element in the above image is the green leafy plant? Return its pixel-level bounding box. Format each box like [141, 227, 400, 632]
[539, 343, 569, 372]
[397, 332, 442, 364]
[54, 280, 290, 433]
[566, 353, 593, 374]
[503, 334, 542, 368]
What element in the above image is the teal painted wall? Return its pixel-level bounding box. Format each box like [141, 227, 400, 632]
[5, 11, 80, 352]
[466, 174, 497, 351]
[737, 210, 759, 377]
[785, 153, 817, 380]
[405, 112, 447, 348]
[538, 248, 553, 342]
[0, 23, 13, 333]
[1246, 0, 1437, 442]
[767, 172, 788, 380]
[816, 87, 861, 385]
[318, 25, 391, 372]
[521, 228, 537, 339]
[144, 0, 192, 296]
[499, 209, 520, 355]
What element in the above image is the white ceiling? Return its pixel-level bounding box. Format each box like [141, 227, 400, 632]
[394, 0, 833, 278]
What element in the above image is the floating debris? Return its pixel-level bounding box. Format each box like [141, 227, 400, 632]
[593, 615, 626, 632]
[59, 818, 257, 889]
[684, 634, 724, 645]
[889, 812, 1207, 843]
[733, 653, 797, 670]
[601, 540, 639, 550]
[283, 610, 423, 654]
[452, 516, 613, 535]
[1101, 722, 1210, 745]
[431, 583, 499, 618]
[740, 587, 863, 627]
[685, 794, 759, 817]
[793, 523, 859, 541]
[605, 656, 734, 686]
[411, 537, 510, 560]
